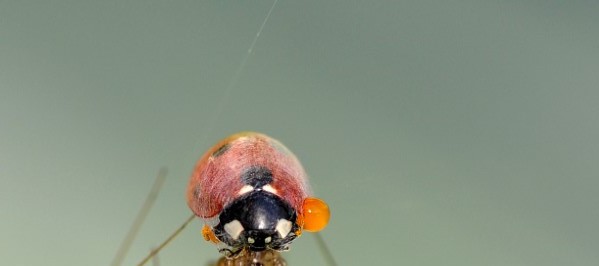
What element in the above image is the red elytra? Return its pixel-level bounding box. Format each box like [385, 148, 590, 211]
[186, 132, 312, 219]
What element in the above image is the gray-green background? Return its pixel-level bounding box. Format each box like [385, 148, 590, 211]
[2, 0, 598, 265]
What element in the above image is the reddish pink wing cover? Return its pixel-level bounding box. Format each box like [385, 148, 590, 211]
[187, 132, 311, 219]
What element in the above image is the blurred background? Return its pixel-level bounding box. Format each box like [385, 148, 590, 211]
[1, 0, 598, 265]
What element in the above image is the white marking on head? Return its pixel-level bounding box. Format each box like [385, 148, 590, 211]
[262, 184, 277, 194]
[247, 237, 255, 244]
[224, 220, 244, 240]
[264, 236, 272, 243]
[275, 219, 292, 238]
[238, 185, 254, 195]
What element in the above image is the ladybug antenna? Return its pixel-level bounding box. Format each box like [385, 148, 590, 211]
[112, 168, 167, 266]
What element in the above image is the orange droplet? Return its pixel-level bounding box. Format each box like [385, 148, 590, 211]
[301, 197, 330, 232]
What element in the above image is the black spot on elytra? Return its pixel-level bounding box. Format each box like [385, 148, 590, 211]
[193, 185, 201, 198]
[212, 143, 231, 157]
[241, 166, 273, 188]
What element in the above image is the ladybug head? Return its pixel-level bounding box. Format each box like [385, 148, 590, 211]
[213, 190, 299, 256]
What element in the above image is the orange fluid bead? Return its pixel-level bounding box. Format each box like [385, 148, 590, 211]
[301, 197, 330, 232]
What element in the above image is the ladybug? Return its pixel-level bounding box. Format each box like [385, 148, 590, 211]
[186, 132, 330, 257]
